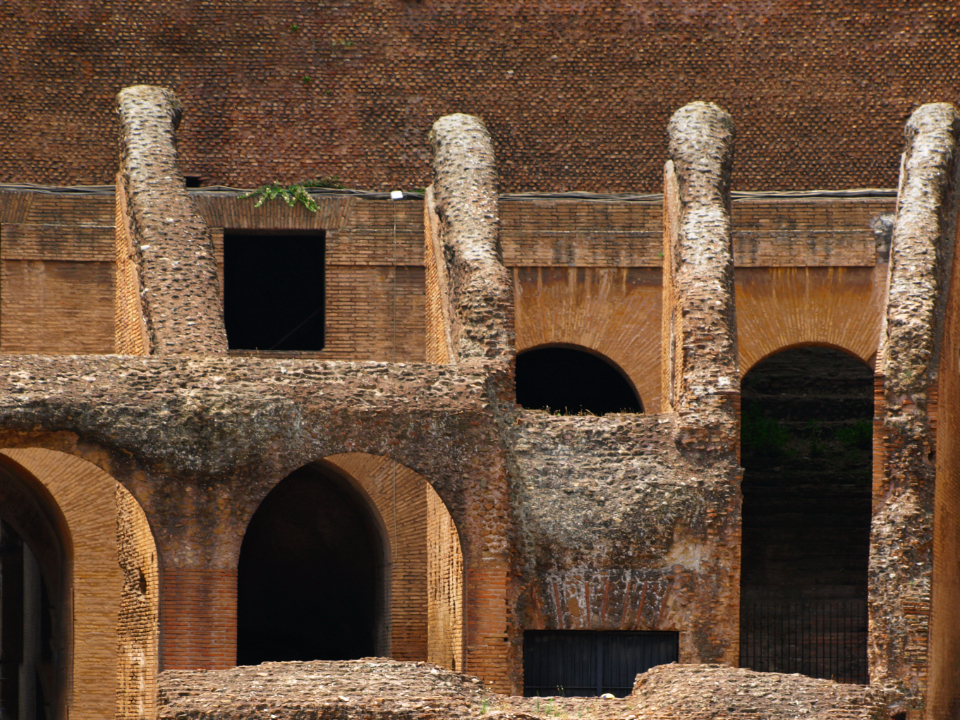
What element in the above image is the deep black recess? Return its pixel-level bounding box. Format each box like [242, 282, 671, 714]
[237, 465, 382, 665]
[739, 346, 873, 684]
[224, 231, 325, 351]
[523, 631, 678, 697]
[516, 346, 642, 415]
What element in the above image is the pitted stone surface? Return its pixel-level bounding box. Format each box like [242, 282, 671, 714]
[157, 660, 890, 720]
[663, 101, 739, 458]
[871, 102, 960, 706]
[117, 86, 227, 355]
[429, 114, 514, 362]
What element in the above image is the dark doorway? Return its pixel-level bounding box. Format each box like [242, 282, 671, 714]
[237, 464, 384, 665]
[516, 346, 642, 415]
[224, 230, 325, 351]
[523, 631, 678, 697]
[739, 346, 872, 684]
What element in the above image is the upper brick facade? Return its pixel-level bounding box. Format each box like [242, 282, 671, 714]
[0, 0, 958, 192]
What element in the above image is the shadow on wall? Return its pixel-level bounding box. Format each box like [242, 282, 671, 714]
[516, 345, 643, 415]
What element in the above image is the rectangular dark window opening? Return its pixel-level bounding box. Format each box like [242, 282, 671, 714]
[184, 175, 202, 188]
[224, 230, 325, 352]
[523, 630, 679, 698]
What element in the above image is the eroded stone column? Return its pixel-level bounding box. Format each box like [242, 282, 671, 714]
[116, 86, 227, 355]
[873, 102, 960, 717]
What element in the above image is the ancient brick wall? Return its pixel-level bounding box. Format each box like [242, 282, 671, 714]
[200, 194, 426, 362]
[1, 1, 958, 193]
[324, 453, 434, 662]
[116, 483, 159, 720]
[871, 103, 960, 715]
[0, 191, 115, 354]
[426, 483, 464, 672]
[930, 166, 960, 719]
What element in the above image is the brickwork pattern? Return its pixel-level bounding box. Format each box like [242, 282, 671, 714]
[116, 483, 160, 720]
[0, 448, 123, 720]
[0, 192, 115, 354]
[426, 483, 463, 671]
[324, 453, 431, 661]
[116, 178, 149, 355]
[203, 194, 426, 361]
[161, 569, 237, 670]
[929, 150, 960, 720]
[1, 1, 959, 193]
[871, 103, 960, 713]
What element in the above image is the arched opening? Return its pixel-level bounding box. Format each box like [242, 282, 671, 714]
[238, 463, 386, 665]
[516, 345, 643, 415]
[0, 457, 71, 720]
[739, 346, 872, 684]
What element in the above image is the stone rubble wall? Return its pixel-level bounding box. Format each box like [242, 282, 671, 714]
[871, 102, 960, 714]
[427, 114, 514, 363]
[116, 86, 227, 355]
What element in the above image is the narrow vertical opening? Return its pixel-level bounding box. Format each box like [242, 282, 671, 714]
[739, 346, 872, 683]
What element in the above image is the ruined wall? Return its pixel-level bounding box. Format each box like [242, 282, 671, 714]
[426, 483, 463, 672]
[0, 449, 124, 720]
[871, 103, 960, 714]
[427, 114, 514, 362]
[514, 102, 742, 669]
[116, 484, 159, 720]
[116, 86, 226, 355]
[926, 113, 960, 720]
[2, 1, 958, 192]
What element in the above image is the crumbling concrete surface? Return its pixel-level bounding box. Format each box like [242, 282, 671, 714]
[157, 660, 890, 720]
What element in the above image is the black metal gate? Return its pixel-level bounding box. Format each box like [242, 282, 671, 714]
[523, 631, 679, 697]
[740, 600, 868, 684]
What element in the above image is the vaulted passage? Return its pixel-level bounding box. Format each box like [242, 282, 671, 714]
[0, 464, 69, 720]
[739, 347, 873, 684]
[238, 464, 384, 665]
[516, 346, 643, 415]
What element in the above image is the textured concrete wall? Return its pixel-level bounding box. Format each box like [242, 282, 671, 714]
[116, 86, 226, 355]
[872, 103, 960, 715]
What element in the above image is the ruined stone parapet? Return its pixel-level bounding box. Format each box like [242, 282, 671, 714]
[871, 103, 960, 712]
[661, 102, 739, 457]
[427, 114, 514, 363]
[116, 86, 227, 355]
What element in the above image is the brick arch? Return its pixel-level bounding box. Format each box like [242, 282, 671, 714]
[742, 340, 875, 378]
[517, 341, 645, 411]
[0, 448, 159, 720]
[514, 267, 662, 411]
[323, 454, 464, 672]
[736, 266, 886, 376]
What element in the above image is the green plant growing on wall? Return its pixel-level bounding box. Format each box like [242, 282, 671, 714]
[239, 182, 318, 212]
[238, 176, 345, 213]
